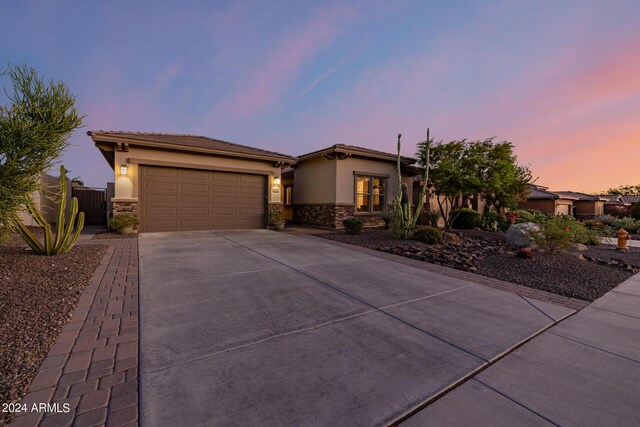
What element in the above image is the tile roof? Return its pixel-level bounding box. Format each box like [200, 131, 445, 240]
[298, 144, 415, 163]
[601, 194, 640, 205]
[88, 130, 297, 162]
[553, 191, 607, 201]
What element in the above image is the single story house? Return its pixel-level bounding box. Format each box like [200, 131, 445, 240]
[602, 194, 640, 208]
[290, 144, 416, 228]
[89, 131, 296, 232]
[89, 131, 416, 232]
[517, 185, 576, 216]
[553, 191, 607, 219]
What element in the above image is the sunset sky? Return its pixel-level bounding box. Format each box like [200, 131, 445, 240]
[2, 0, 639, 192]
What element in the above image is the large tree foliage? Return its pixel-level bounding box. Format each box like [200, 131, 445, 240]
[604, 184, 640, 195]
[416, 138, 531, 229]
[469, 139, 531, 213]
[0, 64, 83, 240]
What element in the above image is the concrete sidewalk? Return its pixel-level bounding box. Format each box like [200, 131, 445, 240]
[137, 229, 576, 426]
[403, 272, 640, 426]
[602, 237, 640, 248]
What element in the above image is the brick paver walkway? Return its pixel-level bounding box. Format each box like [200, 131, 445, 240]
[11, 238, 139, 427]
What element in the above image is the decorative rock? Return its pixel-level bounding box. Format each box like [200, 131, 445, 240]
[506, 222, 539, 247]
[575, 253, 585, 261]
[516, 247, 533, 259]
[571, 243, 589, 252]
[443, 232, 462, 245]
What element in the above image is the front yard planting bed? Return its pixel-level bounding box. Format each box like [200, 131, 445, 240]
[319, 229, 638, 302]
[0, 232, 107, 425]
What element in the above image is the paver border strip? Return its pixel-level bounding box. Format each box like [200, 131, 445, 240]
[10, 238, 139, 427]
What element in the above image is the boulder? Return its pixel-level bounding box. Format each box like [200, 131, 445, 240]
[443, 232, 462, 245]
[506, 222, 539, 247]
[516, 247, 533, 259]
[571, 243, 589, 252]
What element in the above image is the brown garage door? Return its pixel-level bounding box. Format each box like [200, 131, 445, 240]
[139, 166, 266, 232]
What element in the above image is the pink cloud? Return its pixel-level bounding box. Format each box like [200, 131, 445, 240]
[223, 6, 357, 116]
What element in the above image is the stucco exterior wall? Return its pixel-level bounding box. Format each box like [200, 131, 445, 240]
[517, 199, 557, 215]
[517, 199, 575, 216]
[292, 156, 336, 204]
[574, 200, 605, 218]
[335, 157, 405, 205]
[18, 174, 71, 226]
[112, 147, 283, 207]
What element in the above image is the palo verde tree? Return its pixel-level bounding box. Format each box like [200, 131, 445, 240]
[0, 64, 84, 240]
[416, 139, 478, 229]
[416, 138, 531, 229]
[469, 139, 531, 213]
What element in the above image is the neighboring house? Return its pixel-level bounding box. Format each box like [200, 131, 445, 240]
[89, 131, 296, 232]
[18, 173, 71, 226]
[553, 191, 607, 219]
[602, 194, 640, 209]
[291, 144, 416, 228]
[517, 184, 576, 216]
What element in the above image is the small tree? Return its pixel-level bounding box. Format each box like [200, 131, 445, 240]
[390, 130, 431, 239]
[469, 139, 532, 212]
[417, 140, 477, 229]
[604, 184, 640, 195]
[0, 64, 84, 240]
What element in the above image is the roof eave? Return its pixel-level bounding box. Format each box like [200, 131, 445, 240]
[89, 134, 297, 165]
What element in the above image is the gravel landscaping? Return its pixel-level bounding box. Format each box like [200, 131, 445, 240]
[319, 229, 638, 302]
[0, 232, 107, 425]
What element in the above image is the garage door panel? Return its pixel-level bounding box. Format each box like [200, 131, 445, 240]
[145, 182, 178, 192]
[145, 194, 178, 204]
[180, 183, 209, 192]
[139, 166, 266, 232]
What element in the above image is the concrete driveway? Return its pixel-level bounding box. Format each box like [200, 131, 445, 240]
[138, 230, 574, 426]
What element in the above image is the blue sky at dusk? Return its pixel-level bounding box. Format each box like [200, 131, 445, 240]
[2, 0, 640, 191]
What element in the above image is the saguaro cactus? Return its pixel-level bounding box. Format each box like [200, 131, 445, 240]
[391, 129, 431, 239]
[16, 165, 85, 255]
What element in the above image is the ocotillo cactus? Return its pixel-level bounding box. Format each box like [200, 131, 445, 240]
[16, 165, 85, 255]
[391, 130, 431, 239]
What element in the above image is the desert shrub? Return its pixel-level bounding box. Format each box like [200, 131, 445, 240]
[529, 216, 590, 253]
[381, 212, 393, 229]
[612, 217, 639, 233]
[424, 210, 441, 227]
[480, 211, 501, 232]
[512, 210, 534, 223]
[594, 214, 617, 226]
[605, 205, 629, 218]
[452, 208, 481, 229]
[583, 220, 604, 229]
[630, 203, 640, 220]
[413, 226, 443, 244]
[108, 215, 139, 231]
[343, 217, 363, 235]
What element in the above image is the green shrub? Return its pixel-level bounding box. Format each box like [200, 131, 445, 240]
[343, 217, 363, 235]
[630, 203, 640, 220]
[381, 212, 393, 229]
[108, 215, 139, 231]
[480, 211, 501, 232]
[413, 226, 443, 244]
[612, 217, 639, 233]
[529, 216, 591, 253]
[424, 210, 441, 227]
[594, 214, 617, 226]
[512, 210, 534, 223]
[453, 208, 481, 229]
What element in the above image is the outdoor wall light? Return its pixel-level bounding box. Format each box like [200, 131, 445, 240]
[273, 177, 281, 185]
[120, 164, 128, 175]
